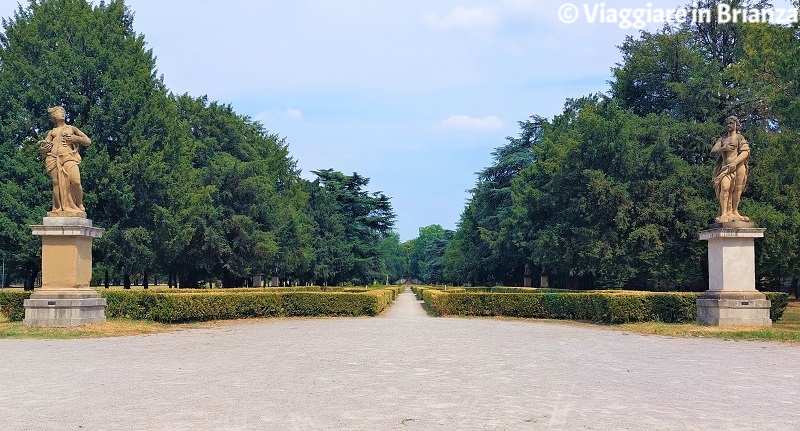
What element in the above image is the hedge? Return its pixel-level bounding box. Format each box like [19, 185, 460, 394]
[0, 291, 32, 322]
[422, 290, 789, 324]
[0, 288, 395, 323]
[129, 290, 394, 323]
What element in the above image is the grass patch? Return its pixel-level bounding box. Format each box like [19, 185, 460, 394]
[0, 318, 174, 339]
[615, 300, 800, 342]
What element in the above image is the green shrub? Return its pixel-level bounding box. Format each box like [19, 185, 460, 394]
[280, 292, 389, 318]
[102, 290, 160, 320]
[648, 293, 697, 323]
[0, 291, 32, 322]
[764, 292, 789, 322]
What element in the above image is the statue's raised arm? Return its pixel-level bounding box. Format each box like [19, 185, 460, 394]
[40, 106, 91, 218]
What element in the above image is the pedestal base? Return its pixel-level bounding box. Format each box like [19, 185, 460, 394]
[25, 217, 106, 327]
[24, 290, 106, 327]
[698, 225, 770, 326]
[696, 291, 771, 327]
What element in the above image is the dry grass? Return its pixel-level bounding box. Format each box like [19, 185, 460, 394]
[614, 299, 800, 343]
[0, 319, 176, 339]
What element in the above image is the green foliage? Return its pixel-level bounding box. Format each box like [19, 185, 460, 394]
[444, 118, 538, 286]
[0, 290, 31, 321]
[440, 3, 800, 292]
[305, 169, 396, 286]
[0, 0, 399, 288]
[765, 292, 789, 322]
[101, 288, 394, 323]
[422, 290, 709, 324]
[406, 224, 453, 284]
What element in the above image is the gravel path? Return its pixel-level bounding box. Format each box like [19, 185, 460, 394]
[1, 288, 799, 430]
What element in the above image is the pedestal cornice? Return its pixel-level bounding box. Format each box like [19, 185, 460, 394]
[30, 217, 104, 238]
[698, 227, 765, 241]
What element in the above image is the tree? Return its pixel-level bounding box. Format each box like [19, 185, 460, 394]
[377, 232, 408, 284]
[406, 224, 453, 284]
[306, 169, 396, 285]
[443, 118, 539, 285]
[0, 0, 315, 290]
[0, 0, 161, 287]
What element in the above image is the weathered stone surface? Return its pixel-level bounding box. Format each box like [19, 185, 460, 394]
[697, 226, 770, 326]
[697, 290, 771, 326]
[711, 116, 750, 224]
[23, 297, 106, 327]
[38, 106, 91, 217]
[24, 217, 105, 327]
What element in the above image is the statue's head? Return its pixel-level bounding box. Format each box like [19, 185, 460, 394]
[725, 115, 741, 133]
[47, 106, 66, 122]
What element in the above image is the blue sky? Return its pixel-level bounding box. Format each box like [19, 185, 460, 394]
[2, 0, 792, 240]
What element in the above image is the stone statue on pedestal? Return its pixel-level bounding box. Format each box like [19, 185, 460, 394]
[24, 107, 104, 327]
[38, 106, 91, 218]
[696, 116, 770, 326]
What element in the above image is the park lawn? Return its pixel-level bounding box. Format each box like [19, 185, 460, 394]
[614, 299, 800, 343]
[0, 318, 176, 339]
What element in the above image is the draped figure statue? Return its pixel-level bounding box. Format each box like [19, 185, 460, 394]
[710, 116, 750, 224]
[38, 106, 91, 217]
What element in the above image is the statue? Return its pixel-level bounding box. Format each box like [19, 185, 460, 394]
[710, 116, 750, 224]
[38, 107, 91, 218]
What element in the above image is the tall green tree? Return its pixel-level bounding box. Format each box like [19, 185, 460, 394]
[306, 169, 395, 285]
[443, 118, 538, 285]
[0, 0, 161, 288]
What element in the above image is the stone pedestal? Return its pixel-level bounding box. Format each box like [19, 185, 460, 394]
[252, 274, 263, 288]
[270, 275, 280, 287]
[697, 224, 771, 326]
[24, 217, 106, 327]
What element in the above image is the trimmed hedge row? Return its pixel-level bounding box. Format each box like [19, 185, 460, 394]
[106, 290, 395, 323]
[412, 286, 540, 299]
[421, 289, 790, 324]
[0, 288, 395, 323]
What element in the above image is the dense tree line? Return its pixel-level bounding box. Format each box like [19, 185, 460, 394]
[440, 1, 800, 294]
[0, 0, 400, 289]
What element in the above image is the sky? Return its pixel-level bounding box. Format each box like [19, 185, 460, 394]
[1, 0, 795, 240]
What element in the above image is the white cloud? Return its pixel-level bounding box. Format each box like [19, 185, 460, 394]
[255, 108, 303, 124]
[284, 108, 303, 120]
[424, 6, 498, 30]
[439, 114, 505, 131]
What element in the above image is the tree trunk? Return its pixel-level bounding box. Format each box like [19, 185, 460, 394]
[124, 273, 131, 290]
[168, 272, 174, 289]
[143, 271, 149, 290]
[178, 267, 196, 288]
[24, 270, 37, 291]
[104, 268, 109, 289]
[792, 276, 799, 299]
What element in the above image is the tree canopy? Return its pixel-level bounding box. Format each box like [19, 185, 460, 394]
[441, 1, 800, 295]
[0, 0, 397, 288]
